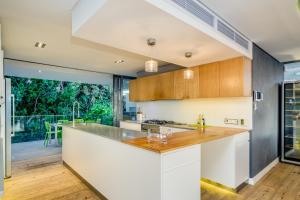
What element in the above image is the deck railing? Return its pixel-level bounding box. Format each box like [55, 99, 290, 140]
[12, 114, 113, 143]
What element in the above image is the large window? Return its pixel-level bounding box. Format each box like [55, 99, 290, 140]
[10, 76, 113, 143]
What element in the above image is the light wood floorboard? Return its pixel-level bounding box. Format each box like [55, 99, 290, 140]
[1, 155, 102, 200]
[202, 162, 300, 200]
[0, 155, 299, 200]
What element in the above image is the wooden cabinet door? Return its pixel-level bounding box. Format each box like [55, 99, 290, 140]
[219, 57, 251, 97]
[174, 69, 185, 99]
[129, 56, 252, 101]
[185, 67, 200, 99]
[198, 62, 220, 98]
[129, 72, 175, 101]
[174, 67, 200, 99]
[137, 76, 156, 101]
[156, 72, 175, 99]
[129, 79, 138, 101]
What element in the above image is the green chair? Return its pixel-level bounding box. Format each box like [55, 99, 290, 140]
[75, 118, 84, 123]
[84, 119, 95, 123]
[57, 120, 68, 145]
[57, 129, 62, 145]
[44, 121, 55, 147]
[84, 119, 101, 123]
[57, 120, 70, 124]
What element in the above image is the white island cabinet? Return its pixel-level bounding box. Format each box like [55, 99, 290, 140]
[62, 124, 201, 200]
[201, 131, 249, 189]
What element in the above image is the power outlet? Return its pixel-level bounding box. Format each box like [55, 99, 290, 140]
[224, 118, 246, 126]
[224, 118, 239, 125]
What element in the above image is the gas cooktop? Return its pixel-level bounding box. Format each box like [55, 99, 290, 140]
[143, 120, 186, 126]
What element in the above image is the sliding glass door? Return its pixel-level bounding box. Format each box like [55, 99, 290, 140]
[4, 78, 13, 178]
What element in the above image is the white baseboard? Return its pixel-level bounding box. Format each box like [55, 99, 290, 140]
[247, 157, 279, 185]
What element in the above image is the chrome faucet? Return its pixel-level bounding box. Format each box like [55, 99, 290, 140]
[73, 101, 80, 127]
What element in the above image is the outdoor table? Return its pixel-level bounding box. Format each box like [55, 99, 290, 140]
[50, 123, 62, 145]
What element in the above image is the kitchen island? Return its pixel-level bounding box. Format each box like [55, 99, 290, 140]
[62, 123, 249, 200]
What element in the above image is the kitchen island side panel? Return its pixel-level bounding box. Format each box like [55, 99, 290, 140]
[62, 126, 201, 200]
[62, 126, 162, 200]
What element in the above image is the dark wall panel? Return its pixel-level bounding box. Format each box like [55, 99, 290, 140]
[251, 44, 284, 177]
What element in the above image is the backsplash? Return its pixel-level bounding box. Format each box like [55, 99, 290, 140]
[136, 97, 253, 129]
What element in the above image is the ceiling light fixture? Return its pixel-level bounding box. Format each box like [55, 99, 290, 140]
[145, 38, 158, 73]
[35, 42, 46, 48]
[114, 59, 124, 64]
[183, 52, 194, 80]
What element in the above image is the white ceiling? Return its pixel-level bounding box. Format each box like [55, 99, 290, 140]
[72, 0, 243, 67]
[0, 0, 163, 76]
[200, 0, 300, 62]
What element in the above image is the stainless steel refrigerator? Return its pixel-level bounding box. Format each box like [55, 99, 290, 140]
[282, 81, 300, 164]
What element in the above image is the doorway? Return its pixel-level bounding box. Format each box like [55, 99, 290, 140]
[4, 76, 113, 177]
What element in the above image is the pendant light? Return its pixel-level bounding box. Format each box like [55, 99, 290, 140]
[145, 38, 158, 73]
[183, 52, 194, 80]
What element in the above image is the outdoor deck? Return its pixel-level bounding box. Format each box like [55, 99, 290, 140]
[12, 140, 62, 174]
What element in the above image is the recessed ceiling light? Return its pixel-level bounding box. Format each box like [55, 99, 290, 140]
[38, 70, 42, 73]
[114, 59, 124, 64]
[35, 42, 46, 48]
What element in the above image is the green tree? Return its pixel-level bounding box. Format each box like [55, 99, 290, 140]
[10, 77, 113, 143]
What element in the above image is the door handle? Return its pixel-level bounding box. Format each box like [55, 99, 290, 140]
[11, 94, 15, 137]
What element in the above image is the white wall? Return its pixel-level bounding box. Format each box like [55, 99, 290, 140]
[137, 97, 253, 129]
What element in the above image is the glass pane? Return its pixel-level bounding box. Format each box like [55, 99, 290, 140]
[284, 82, 300, 162]
[10, 76, 113, 143]
[122, 79, 136, 121]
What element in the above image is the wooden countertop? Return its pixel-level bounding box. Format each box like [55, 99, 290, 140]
[123, 126, 249, 153]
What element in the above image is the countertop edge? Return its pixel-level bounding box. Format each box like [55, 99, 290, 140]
[123, 127, 249, 153]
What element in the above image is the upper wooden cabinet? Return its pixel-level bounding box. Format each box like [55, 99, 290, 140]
[197, 57, 251, 98]
[129, 56, 252, 101]
[156, 72, 175, 99]
[129, 79, 138, 101]
[174, 67, 199, 99]
[136, 75, 157, 101]
[219, 57, 251, 97]
[174, 69, 185, 99]
[129, 71, 176, 101]
[186, 67, 200, 99]
[198, 62, 220, 98]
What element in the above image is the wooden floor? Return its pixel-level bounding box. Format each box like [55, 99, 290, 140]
[1, 157, 300, 200]
[1, 155, 102, 200]
[202, 162, 300, 200]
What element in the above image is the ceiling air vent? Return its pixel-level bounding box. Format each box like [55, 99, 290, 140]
[217, 20, 234, 40]
[171, 0, 215, 26]
[217, 20, 249, 50]
[234, 33, 249, 50]
[170, 0, 251, 52]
